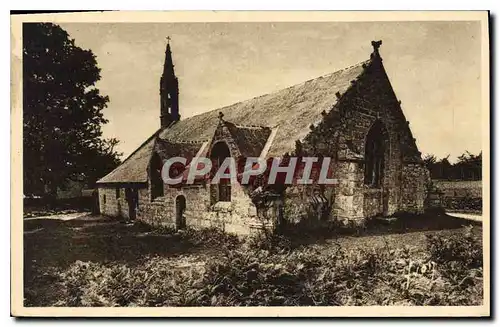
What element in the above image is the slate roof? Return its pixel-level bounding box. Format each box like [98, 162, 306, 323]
[97, 59, 369, 184]
[154, 138, 204, 162]
[97, 133, 158, 184]
[224, 122, 273, 158]
[159, 60, 369, 157]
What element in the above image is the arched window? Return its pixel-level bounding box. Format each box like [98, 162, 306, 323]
[150, 153, 164, 200]
[364, 120, 388, 188]
[210, 142, 231, 202]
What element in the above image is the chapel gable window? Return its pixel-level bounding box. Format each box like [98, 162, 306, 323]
[364, 120, 388, 188]
[210, 141, 231, 202]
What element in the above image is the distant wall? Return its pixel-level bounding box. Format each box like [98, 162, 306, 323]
[433, 180, 482, 198]
[433, 180, 482, 212]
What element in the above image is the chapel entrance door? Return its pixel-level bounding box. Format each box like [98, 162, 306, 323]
[126, 188, 138, 220]
[175, 195, 186, 230]
[382, 188, 390, 216]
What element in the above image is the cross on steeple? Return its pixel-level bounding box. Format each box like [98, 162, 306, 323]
[166, 36, 171, 44]
[371, 40, 382, 52]
[370, 40, 383, 59]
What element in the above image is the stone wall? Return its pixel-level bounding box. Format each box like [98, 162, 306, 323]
[136, 179, 257, 235]
[433, 180, 482, 198]
[137, 184, 209, 228]
[362, 188, 386, 218]
[200, 181, 260, 235]
[334, 161, 365, 223]
[400, 163, 429, 213]
[283, 184, 335, 226]
[98, 187, 130, 218]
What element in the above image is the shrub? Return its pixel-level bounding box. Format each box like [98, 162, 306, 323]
[442, 196, 482, 212]
[426, 225, 482, 268]
[425, 226, 483, 305]
[55, 257, 207, 307]
[181, 227, 241, 250]
[246, 232, 293, 253]
[26, 225, 484, 307]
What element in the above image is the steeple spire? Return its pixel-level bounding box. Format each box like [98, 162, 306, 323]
[163, 36, 175, 76]
[160, 37, 180, 128]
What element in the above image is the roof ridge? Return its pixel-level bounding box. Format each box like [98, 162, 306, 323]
[233, 123, 271, 130]
[179, 59, 372, 123]
[297, 59, 371, 86]
[159, 138, 208, 144]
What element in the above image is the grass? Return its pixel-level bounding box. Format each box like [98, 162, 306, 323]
[23, 213, 483, 307]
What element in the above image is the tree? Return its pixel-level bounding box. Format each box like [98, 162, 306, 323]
[438, 155, 452, 180]
[423, 154, 437, 171]
[423, 151, 482, 181]
[23, 23, 121, 197]
[455, 151, 482, 180]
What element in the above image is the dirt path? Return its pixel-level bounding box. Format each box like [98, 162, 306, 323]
[24, 211, 92, 221]
[445, 211, 483, 222]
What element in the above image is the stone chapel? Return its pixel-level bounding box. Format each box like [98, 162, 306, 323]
[96, 40, 430, 235]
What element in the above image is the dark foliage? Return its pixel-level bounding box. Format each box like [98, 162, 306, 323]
[423, 151, 482, 181]
[23, 23, 121, 197]
[441, 196, 482, 212]
[427, 225, 482, 269]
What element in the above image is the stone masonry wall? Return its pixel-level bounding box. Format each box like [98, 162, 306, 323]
[400, 164, 429, 213]
[284, 184, 336, 228]
[98, 187, 130, 218]
[137, 184, 210, 229]
[136, 179, 257, 235]
[333, 161, 365, 222]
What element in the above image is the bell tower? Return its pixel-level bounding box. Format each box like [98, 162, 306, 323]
[160, 37, 180, 128]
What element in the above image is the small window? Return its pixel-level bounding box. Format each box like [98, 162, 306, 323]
[103, 194, 106, 205]
[210, 142, 231, 202]
[116, 188, 120, 199]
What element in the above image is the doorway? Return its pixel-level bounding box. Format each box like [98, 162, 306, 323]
[382, 188, 390, 216]
[125, 188, 139, 220]
[175, 195, 186, 230]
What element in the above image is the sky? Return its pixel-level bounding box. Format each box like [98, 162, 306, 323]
[59, 21, 482, 162]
